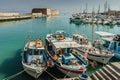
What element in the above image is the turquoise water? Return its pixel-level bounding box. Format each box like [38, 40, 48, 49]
[0, 14, 120, 80]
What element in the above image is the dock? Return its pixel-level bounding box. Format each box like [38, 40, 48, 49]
[90, 62, 120, 80]
[56, 77, 92, 80]
[56, 77, 80, 80]
[0, 15, 32, 21]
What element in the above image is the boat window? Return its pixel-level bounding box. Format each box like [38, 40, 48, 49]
[39, 50, 44, 55]
[28, 49, 32, 55]
[114, 42, 117, 51]
[103, 40, 110, 48]
[117, 43, 120, 52]
[34, 49, 39, 55]
[109, 42, 114, 51]
[118, 43, 120, 46]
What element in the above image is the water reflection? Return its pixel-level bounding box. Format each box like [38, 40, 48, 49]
[0, 20, 29, 26]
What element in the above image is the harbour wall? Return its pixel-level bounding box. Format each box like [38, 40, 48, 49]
[0, 13, 32, 21]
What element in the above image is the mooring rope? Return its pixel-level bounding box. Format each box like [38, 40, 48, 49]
[64, 70, 71, 78]
[45, 70, 57, 80]
[2, 68, 28, 80]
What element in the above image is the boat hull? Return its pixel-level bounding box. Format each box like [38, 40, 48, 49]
[46, 49, 85, 77]
[88, 54, 113, 64]
[22, 62, 42, 78]
[56, 65, 85, 77]
[75, 48, 113, 64]
[114, 53, 120, 60]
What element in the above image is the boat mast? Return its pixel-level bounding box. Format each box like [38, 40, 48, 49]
[98, 4, 100, 15]
[104, 0, 108, 15]
[92, 7, 94, 44]
[85, 3, 88, 17]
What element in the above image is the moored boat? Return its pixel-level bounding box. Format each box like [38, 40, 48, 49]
[45, 31, 87, 77]
[73, 33, 114, 64]
[22, 39, 48, 78]
[95, 31, 120, 60]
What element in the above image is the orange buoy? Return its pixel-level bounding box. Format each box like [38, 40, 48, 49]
[59, 49, 63, 55]
[35, 40, 43, 48]
[84, 52, 88, 58]
[53, 54, 58, 60]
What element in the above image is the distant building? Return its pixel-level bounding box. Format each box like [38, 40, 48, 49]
[51, 10, 59, 16]
[32, 8, 59, 17]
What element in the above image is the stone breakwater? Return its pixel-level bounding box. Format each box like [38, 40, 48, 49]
[0, 14, 32, 21]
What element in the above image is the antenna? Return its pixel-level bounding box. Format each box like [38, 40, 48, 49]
[104, 0, 108, 13]
[98, 4, 100, 14]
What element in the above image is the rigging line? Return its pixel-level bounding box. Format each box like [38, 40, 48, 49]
[3, 68, 28, 80]
[45, 70, 57, 80]
[64, 70, 71, 78]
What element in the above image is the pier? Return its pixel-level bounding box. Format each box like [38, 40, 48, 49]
[0, 14, 32, 21]
[90, 62, 120, 80]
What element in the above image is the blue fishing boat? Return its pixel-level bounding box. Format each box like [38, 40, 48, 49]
[95, 31, 120, 60]
[22, 39, 48, 78]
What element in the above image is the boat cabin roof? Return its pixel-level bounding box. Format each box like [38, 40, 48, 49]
[56, 30, 65, 34]
[27, 41, 44, 49]
[102, 37, 113, 42]
[46, 34, 72, 43]
[95, 31, 115, 37]
[52, 41, 81, 48]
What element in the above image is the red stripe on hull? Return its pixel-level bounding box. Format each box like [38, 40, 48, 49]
[56, 64, 85, 74]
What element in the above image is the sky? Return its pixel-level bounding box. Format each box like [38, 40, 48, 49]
[0, 0, 120, 14]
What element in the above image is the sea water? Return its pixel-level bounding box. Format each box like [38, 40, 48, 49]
[0, 14, 120, 80]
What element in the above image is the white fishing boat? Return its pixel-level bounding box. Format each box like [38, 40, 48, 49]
[96, 19, 102, 24]
[22, 40, 48, 78]
[70, 17, 82, 22]
[73, 33, 114, 64]
[103, 20, 109, 25]
[45, 31, 88, 77]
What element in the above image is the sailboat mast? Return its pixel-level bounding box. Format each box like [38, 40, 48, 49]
[85, 3, 88, 17]
[104, 0, 108, 15]
[92, 7, 94, 44]
[98, 4, 100, 15]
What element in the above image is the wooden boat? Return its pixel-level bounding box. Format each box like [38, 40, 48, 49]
[22, 40, 48, 78]
[45, 31, 88, 77]
[73, 33, 114, 64]
[95, 31, 120, 60]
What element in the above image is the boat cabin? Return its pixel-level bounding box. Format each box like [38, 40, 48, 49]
[95, 31, 120, 53]
[51, 41, 81, 65]
[73, 33, 88, 45]
[24, 40, 47, 65]
[102, 35, 120, 53]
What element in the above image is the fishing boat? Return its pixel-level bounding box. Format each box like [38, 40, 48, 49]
[22, 39, 48, 78]
[73, 33, 114, 64]
[45, 31, 87, 77]
[95, 31, 120, 60]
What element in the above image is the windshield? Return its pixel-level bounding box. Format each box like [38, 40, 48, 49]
[28, 49, 44, 55]
[102, 40, 110, 48]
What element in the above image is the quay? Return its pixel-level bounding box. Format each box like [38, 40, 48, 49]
[56, 77, 92, 80]
[90, 62, 120, 80]
[0, 14, 32, 21]
[0, 8, 59, 22]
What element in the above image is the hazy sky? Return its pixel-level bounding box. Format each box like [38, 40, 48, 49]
[0, 0, 119, 14]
